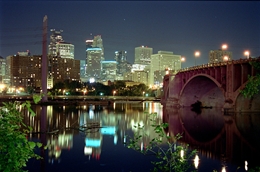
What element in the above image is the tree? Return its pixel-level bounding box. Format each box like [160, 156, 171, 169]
[241, 61, 260, 98]
[0, 96, 43, 171]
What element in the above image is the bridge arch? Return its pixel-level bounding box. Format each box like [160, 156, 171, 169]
[179, 74, 225, 107]
[234, 81, 260, 111]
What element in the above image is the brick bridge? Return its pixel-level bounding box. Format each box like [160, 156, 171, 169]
[161, 57, 260, 111]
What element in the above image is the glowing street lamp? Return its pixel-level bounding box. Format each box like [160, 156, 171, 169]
[244, 51, 250, 59]
[223, 55, 229, 62]
[142, 91, 145, 97]
[113, 90, 116, 96]
[222, 44, 228, 50]
[63, 90, 65, 95]
[181, 56, 186, 62]
[194, 51, 200, 66]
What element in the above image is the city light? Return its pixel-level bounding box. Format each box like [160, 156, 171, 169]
[194, 154, 199, 169]
[194, 51, 200, 66]
[244, 51, 250, 59]
[223, 55, 229, 61]
[222, 44, 228, 50]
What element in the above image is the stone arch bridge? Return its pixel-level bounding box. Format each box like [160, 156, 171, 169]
[161, 57, 260, 111]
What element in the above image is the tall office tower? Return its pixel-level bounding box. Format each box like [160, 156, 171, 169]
[134, 46, 153, 65]
[131, 70, 148, 85]
[49, 29, 64, 56]
[85, 35, 105, 82]
[56, 42, 74, 59]
[85, 39, 93, 75]
[149, 51, 181, 88]
[101, 61, 117, 82]
[0, 56, 6, 84]
[92, 35, 104, 60]
[209, 49, 232, 63]
[80, 60, 87, 82]
[86, 48, 103, 82]
[114, 51, 131, 79]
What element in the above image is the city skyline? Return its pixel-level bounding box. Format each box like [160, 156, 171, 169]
[0, 1, 259, 68]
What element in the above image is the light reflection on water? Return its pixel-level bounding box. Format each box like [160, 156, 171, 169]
[23, 102, 260, 172]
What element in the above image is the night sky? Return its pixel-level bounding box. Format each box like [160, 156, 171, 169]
[0, 1, 259, 68]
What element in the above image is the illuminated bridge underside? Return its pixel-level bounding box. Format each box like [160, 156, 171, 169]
[180, 76, 225, 107]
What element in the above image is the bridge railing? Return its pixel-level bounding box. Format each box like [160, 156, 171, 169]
[178, 57, 260, 73]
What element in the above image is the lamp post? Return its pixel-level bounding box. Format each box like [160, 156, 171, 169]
[194, 51, 200, 66]
[142, 91, 145, 97]
[244, 51, 250, 59]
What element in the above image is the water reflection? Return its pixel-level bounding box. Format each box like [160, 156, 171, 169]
[164, 106, 260, 171]
[22, 102, 260, 172]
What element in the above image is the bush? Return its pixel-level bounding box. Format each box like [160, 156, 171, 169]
[0, 99, 43, 172]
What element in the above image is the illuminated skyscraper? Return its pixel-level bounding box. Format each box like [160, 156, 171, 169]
[86, 48, 103, 81]
[134, 46, 153, 65]
[56, 42, 74, 59]
[101, 61, 117, 81]
[85, 35, 104, 82]
[209, 49, 232, 63]
[149, 51, 181, 87]
[115, 51, 131, 80]
[49, 29, 63, 56]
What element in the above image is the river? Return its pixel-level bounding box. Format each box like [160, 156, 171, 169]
[22, 102, 260, 172]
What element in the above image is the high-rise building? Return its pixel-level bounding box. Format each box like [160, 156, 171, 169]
[6, 54, 80, 89]
[0, 56, 6, 84]
[148, 51, 181, 88]
[49, 29, 63, 56]
[80, 60, 87, 82]
[101, 61, 117, 81]
[209, 49, 232, 63]
[85, 35, 104, 82]
[134, 46, 153, 65]
[56, 42, 74, 59]
[115, 51, 132, 80]
[86, 48, 103, 82]
[132, 70, 148, 85]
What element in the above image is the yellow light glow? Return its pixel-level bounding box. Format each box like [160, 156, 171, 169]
[222, 44, 228, 50]
[195, 51, 200, 57]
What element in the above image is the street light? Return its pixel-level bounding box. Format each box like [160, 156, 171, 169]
[113, 90, 116, 96]
[244, 51, 250, 59]
[142, 91, 145, 97]
[222, 44, 228, 50]
[194, 51, 200, 66]
[223, 55, 229, 62]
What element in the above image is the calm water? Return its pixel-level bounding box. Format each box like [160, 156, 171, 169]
[22, 102, 260, 172]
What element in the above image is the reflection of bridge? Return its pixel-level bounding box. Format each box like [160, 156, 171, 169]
[161, 58, 260, 111]
[164, 106, 260, 168]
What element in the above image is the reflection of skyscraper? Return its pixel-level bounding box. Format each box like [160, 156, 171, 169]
[49, 29, 63, 56]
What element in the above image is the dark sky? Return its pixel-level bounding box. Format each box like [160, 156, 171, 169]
[0, 1, 259, 68]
